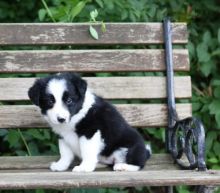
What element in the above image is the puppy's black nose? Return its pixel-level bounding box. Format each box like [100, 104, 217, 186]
[57, 117, 66, 123]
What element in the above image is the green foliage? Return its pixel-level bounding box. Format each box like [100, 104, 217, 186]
[176, 186, 191, 193]
[0, 129, 58, 156]
[0, 0, 41, 22]
[188, 1, 220, 169]
[38, 0, 92, 22]
[89, 25, 99, 39]
[89, 9, 106, 40]
[0, 0, 220, 193]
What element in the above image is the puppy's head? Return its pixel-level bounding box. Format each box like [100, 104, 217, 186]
[28, 73, 87, 125]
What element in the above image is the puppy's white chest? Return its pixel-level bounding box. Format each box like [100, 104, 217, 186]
[62, 131, 81, 158]
[52, 126, 81, 158]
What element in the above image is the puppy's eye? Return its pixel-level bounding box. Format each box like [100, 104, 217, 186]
[48, 99, 54, 106]
[66, 97, 72, 105]
[47, 95, 55, 106]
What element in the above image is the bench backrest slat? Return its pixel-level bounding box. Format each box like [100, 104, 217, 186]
[0, 23, 187, 45]
[0, 77, 191, 101]
[0, 50, 189, 73]
[0, 104, 191, 128]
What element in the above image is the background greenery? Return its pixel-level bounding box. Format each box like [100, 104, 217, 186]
[0, 0, 220, 193]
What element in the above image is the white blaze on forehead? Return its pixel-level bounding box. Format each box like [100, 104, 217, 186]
[46, 78, 70, 124]
[47, 78, 67, 98]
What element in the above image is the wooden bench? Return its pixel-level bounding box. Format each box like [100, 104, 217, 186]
[0, 19, 219, 192]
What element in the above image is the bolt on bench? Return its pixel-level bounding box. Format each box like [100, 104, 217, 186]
[0, 19, 219, 192]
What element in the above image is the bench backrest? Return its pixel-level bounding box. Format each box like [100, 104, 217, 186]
[0, 23, 190, 130]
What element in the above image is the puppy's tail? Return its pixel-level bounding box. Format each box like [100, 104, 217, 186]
[145, 144, 152, 160]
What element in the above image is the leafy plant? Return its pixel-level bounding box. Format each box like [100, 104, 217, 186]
[39, 0, 92, 22]
[89, 9, 106, 40]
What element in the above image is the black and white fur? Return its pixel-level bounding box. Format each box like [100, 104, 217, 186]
[28, 73, 151, 172]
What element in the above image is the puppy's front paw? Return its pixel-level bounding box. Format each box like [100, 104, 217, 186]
[113, 163, 140, 171]
[50, 161, 69, 172]
[72, 164, 95, 172]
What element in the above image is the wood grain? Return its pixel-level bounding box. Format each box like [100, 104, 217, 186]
[0, 49, 189, 73]
[0, 170, 219, 189]
[0, 154, 179, 170]
[0, 23, 187, 45]
[0, 104, 191, 128]
[0, 76, 191, 101]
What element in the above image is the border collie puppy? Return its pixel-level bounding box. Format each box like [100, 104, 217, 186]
[28, 73, 151, 172]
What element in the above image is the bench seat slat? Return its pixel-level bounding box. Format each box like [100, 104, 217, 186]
[0, 76, 191, 100]
[0, 155, 218, 188]
[0, 104, 191, 128]
[0, 170, 219, 189]
[0, 49, 189, 73]
[0, 23, 187, 45]
[0, 154, 178, 170]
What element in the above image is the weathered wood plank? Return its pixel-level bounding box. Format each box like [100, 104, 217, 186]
[0, 154, 179, 170]
[0, 76, 191, 101]
[0, 49, 189, 73]
[0, 170, 219, 189]
[0, 23, 187, 45]
[0, 164, 180, 173]
[0, 104, 191, 128]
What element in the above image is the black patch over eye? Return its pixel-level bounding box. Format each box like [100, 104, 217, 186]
[63, 91, 72, 105]
[47, 94, 55, 106]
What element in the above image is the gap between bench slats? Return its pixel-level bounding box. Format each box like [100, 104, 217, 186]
[0, 170, 219, 189]
[0, 76, 191, 101]
[0, 23, 187, 45]
[0, 104, 191, 128]
[0, 49, 189, 73]
[0, 154, 180, 170]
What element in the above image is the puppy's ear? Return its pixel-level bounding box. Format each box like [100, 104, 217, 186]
[76, 77, 87, 97]
[69, 73, 87, 97]
[28, 79, 43, 106]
